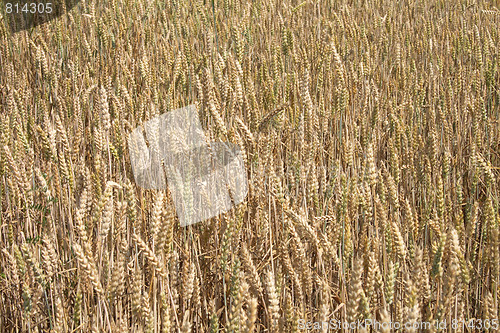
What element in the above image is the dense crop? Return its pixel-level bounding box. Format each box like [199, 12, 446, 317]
[0, 0, 499, 331]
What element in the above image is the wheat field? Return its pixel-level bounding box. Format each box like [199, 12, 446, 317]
[0, 0, 499, 331]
